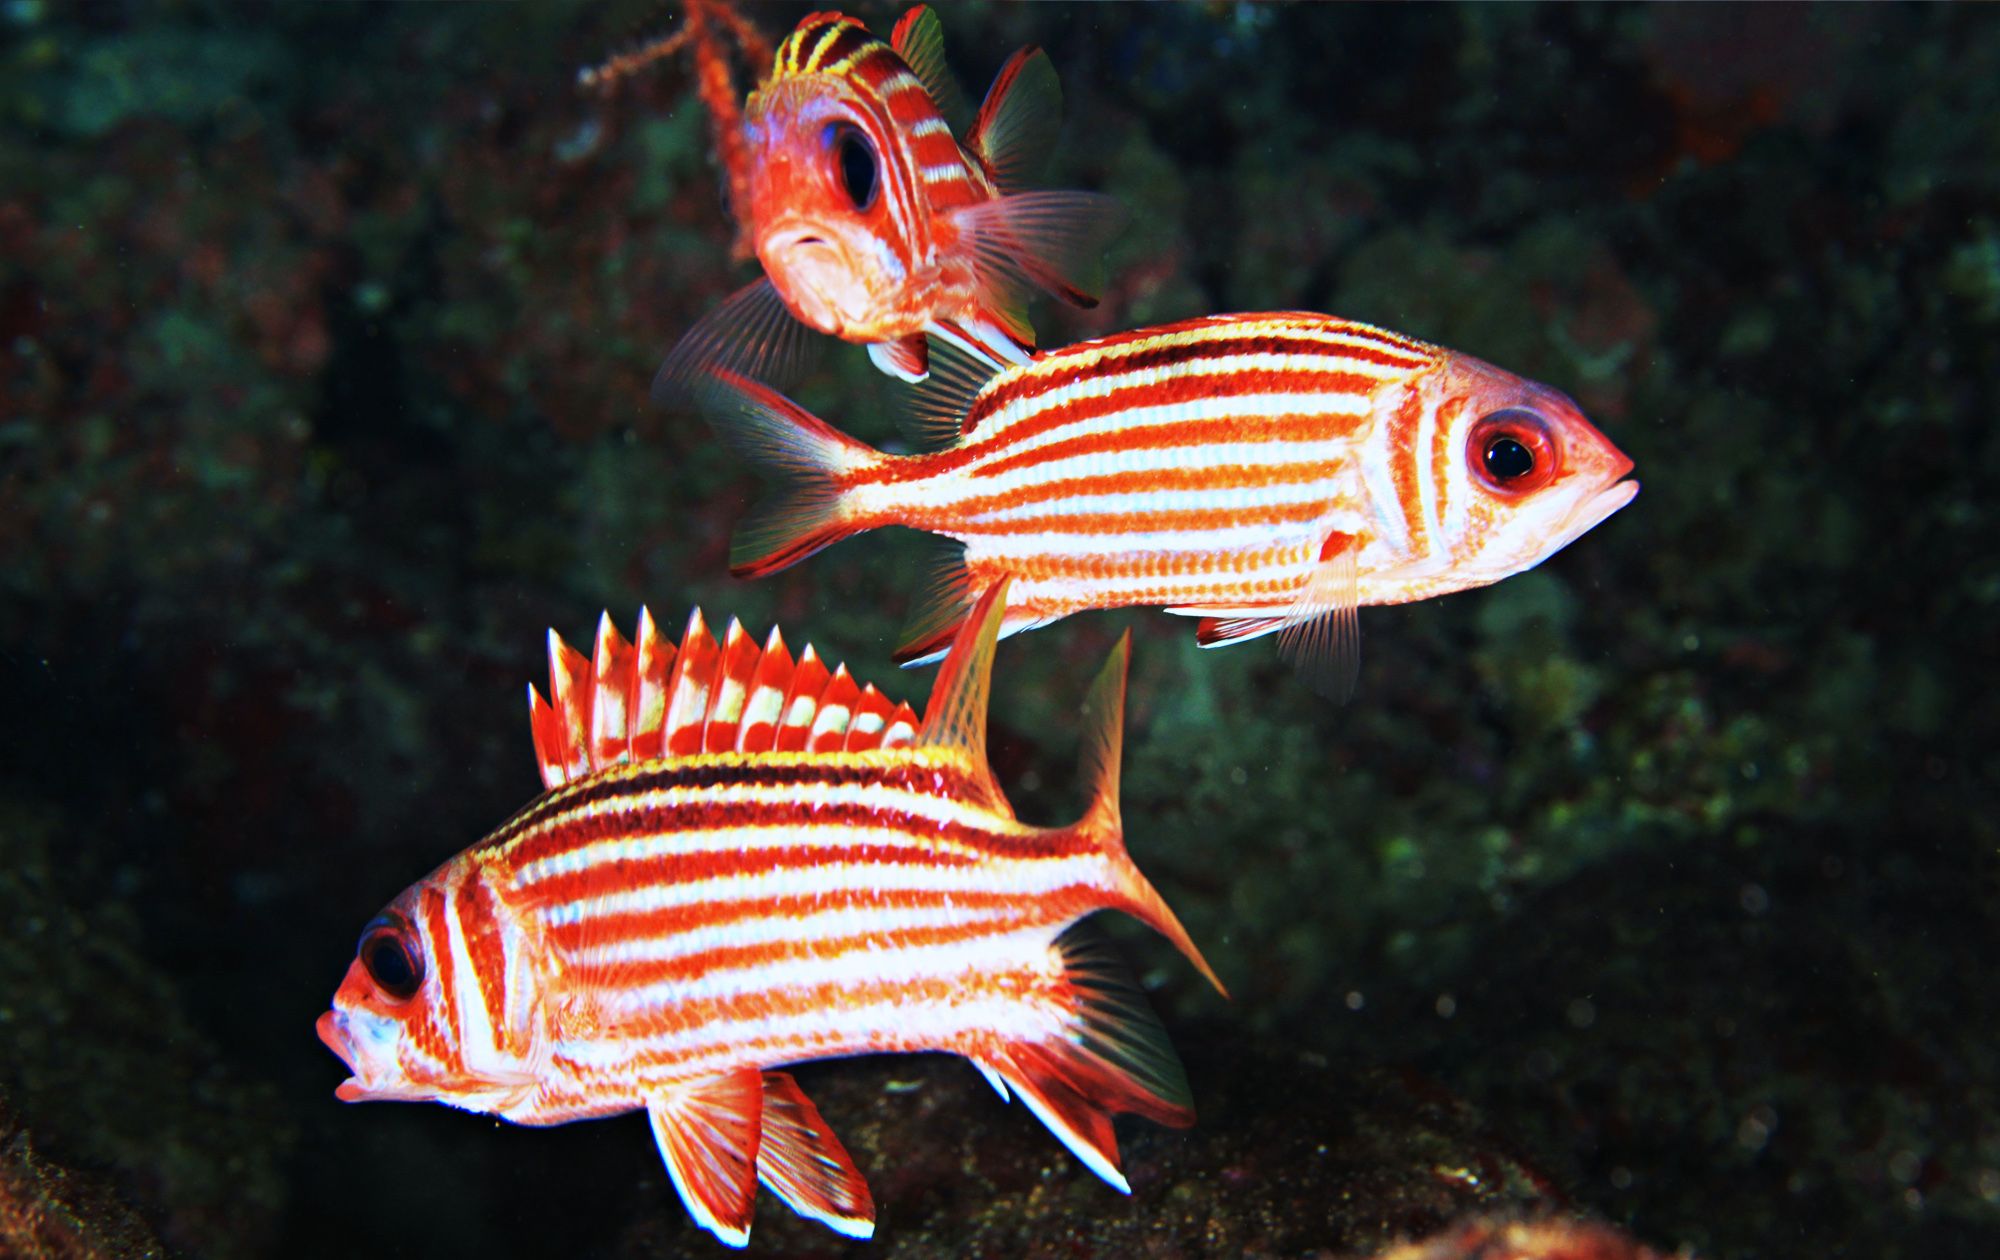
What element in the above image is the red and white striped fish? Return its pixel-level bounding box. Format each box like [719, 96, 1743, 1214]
[654, 6, 1120, 395]
[316, 584, 1221, 1248]
[694, 311, 1640, 697]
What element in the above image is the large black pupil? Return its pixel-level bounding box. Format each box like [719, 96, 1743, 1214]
[1484, 436, 1535, 481]
[837, 128, 876, 210]
[363, 931, 419, 998]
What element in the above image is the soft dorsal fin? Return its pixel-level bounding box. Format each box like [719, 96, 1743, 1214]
[890, 5, 972, 137]
[967, 46, 1061, 191]
[529, 610, 919, 787]
[916, 577, 1012, 769]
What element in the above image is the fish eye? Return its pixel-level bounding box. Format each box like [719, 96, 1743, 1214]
[1468, 408, 1559, 495]
[358, 914, 424, 1002]
[824, 122, 878, 212]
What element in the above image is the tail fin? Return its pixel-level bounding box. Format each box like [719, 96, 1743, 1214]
[988, 923, 1197, 1193]
[1075, 635, 1226, 998]
[692, 369, 889, 578]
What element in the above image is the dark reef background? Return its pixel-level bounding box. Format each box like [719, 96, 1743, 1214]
[2, 3, 1997, 1257]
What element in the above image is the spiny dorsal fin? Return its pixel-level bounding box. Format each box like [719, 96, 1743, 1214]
[529, 610, 918, 788]
[916, 577, 1012, 769]
[890, 6, 973, 137]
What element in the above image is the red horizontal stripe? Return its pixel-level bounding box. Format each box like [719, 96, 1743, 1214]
[615, 970, 1067, 1067]
[488, 757, 992, 861]
[572, 903, 1080, 992]
[956, 495, 1334, 540]
[962, 408, 1365, 483]
[961, 325, 1432, 424]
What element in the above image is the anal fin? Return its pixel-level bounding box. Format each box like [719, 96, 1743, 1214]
[1277, 529, 1361, 702]
[757, 1072, 875, 1240]
[648, 1068, 765, 1248]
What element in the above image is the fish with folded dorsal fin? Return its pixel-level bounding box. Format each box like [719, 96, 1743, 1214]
[690, 312, 1639, 700]
[316, 583, 1223, 1248]
[653, 6, 1123, 398]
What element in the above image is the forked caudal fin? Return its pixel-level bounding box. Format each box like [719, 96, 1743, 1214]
[691, 368, 892, 578]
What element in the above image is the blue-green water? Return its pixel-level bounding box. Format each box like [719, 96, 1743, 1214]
[1, 4, 1994, 1257]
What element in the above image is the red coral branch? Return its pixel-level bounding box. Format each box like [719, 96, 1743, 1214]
[579, 0, 772, 260]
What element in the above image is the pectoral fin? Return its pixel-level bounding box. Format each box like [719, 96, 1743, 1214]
[651, 278, 820, 407]
[757, 1072, 875, 1239]
[647, 1068, 765, 1248]
[867, 334, 930, 383]
[1277, 530, 1362, 702]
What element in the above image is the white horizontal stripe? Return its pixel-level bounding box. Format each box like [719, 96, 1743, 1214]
[971, 477, 1337, 524]
[964, 392, 1374, 476]
[1014, 567, 1309, 607]
[966, 442, 1346, 503]
[541, 853, 1101, 932]
[591, 935, 1071, 1063]
[603, 919, 1060, 1024]
[571, 899, 1028, 970]
[880, 72, 932, 99]
[1006, 323, 1431, 399]
[907, 117, 952, 139]
[971, 522, 1324, 561]
[995, 352, 1381, 434]
[552, 990, 1072, 1092]
[920, 162, 968, 184]
[946, 434, 1354, 511]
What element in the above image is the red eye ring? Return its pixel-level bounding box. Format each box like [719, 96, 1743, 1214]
[358, 913, 424, 1002]
[1467, 408, 1560, 496]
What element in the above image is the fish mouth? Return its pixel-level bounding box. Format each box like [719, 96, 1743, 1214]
[316, 1009, 369, 1101]
[1565, 476, 1640, 540]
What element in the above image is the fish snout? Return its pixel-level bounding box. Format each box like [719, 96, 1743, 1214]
[757, 224, 877, 336]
